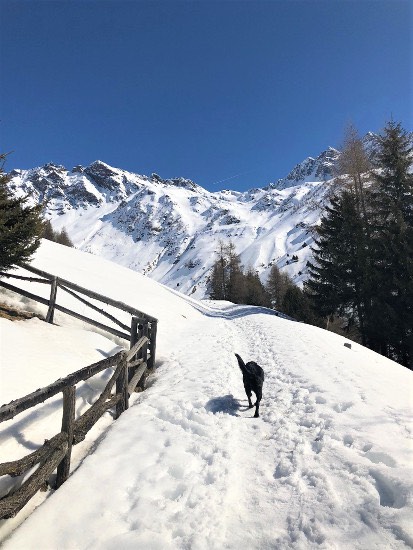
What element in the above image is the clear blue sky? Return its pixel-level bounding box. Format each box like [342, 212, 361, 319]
[0, 0, 411, 192]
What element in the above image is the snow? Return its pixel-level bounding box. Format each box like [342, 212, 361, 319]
[9, 155, 335, 298]
[1, 241, 412, 549]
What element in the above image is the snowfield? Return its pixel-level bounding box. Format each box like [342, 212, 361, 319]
[0, 241, 412, 549]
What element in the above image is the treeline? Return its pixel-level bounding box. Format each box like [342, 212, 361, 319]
[42, 220, 74, 247]
[208, 241, 317, 323]
[306, 121, 412, 369]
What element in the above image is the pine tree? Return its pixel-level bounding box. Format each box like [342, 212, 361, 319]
[0, 155, 44, 271]
[42, 220, 55, 241]
[368, 121, 413, 367]
[244, 267, 269, 307]
[209, 261, 225, 300]
[306, 190, 370, 342]
[282, 285, 315, 323]
[56, 227, 74, 247]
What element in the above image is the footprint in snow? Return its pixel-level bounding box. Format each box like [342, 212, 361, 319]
[364, 451, 397, 468]
[333, 401, 353, 413]
[315, 395, 327, 404]
[343, 434, 355, 447]
[369, 469, 406, 508]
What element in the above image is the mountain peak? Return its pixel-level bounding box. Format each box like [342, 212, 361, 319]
[151, 172, 199, 191]
[268, 146, 340, 191]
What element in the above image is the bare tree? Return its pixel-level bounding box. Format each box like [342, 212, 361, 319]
[337, 124, 371, 224]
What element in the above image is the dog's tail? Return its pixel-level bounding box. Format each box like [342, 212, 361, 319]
[235, 353, 246, 373]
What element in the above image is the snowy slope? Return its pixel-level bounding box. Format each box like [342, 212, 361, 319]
[8, 147, 340, 298]
[1, 241, 412, 549]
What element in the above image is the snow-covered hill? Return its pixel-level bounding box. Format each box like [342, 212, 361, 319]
[8, 145, 343, 298]
[1, 241, 412, 548]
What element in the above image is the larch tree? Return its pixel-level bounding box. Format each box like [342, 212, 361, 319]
[336, 123, 371, 224]
[266, 264, 294, 310]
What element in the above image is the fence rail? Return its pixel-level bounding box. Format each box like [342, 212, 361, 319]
[0, 265, 158, 519]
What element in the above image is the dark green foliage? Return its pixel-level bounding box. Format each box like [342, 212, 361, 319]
[281, 286, 316, 324]
[0, 155, 44, 271]
[42, 220, 55, 241]
[55, 227, 74, 247]
[367, 121, 413, 367]
[209, 261, 225, 300]
[306, 190, 369, 338]
[244, 267, 270, 307]
[42, 220, 74, 247]
[265, 264, 294, 309]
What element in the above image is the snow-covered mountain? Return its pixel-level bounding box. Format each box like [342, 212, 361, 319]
[8, 146, 343, 298]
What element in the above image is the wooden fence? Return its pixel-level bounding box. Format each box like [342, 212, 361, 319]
[0, 264, 158, 519]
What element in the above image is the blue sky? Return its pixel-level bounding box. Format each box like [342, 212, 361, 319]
[0, 0, 411, 192]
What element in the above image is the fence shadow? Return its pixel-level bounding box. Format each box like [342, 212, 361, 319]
[189, 301, 295, 321]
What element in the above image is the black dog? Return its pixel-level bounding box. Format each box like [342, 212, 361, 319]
[235, 353, 264, 418]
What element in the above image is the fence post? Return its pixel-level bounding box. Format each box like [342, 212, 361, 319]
[136, 322, 149, 391]
[142, 322, 148, 364]
[46, 276, 58, 323]
[128, 317, 139, 384]
[115, 355, 128, 419]
[148, 320, 157, 371]
[56, 385, 75, 488]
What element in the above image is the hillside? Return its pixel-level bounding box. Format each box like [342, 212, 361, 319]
[1, 240, 412, 548]
[7, 146, 343, 298]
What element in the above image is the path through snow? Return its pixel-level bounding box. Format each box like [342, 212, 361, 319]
[3, 302, 412, 550]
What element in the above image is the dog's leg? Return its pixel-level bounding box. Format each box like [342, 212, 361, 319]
[244, 382, 253, 408]
[254, 387, 262, 418]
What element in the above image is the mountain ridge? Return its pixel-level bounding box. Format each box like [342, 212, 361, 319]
[8, 144, 348, 298]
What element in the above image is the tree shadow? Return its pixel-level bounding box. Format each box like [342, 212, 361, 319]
[205, 394, 242, 416]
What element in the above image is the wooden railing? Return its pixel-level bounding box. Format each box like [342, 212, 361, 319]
[0, 265, 158, 519]
[0, 263, 158, 342]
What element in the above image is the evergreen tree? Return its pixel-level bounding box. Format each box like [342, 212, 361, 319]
[209, 261, 225, 300]
[306, 190, 370, 342]
[56, 227, 74, 247]
[244, 267, 269, 307]
[42, 219, 55, 241]
[282, 285, 315, 323]
[0, 155, 44, 271]
[368, 121, 413, 367]
[42, 220, 74, 247]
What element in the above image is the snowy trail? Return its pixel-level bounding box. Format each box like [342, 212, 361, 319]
[227, 312, 413, 549]
[1, 240, 412, 549]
